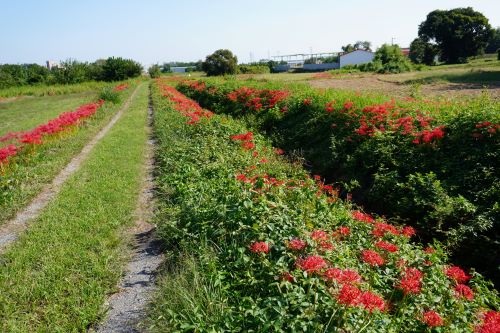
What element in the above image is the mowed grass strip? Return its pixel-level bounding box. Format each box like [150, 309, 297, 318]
[0, 86, 135, 225]
[0, 83, 149, 332]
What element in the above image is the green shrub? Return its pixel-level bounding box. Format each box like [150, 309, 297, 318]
[98, 87, 120, 103]
[237, 65, 270, 74]
[148, 64, 161, 78]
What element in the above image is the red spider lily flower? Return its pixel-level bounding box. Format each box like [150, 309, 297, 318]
[398, 267, 423, 295]
[280, 272, 295, 283]
[446, 266, 471, 284]
[274, 148, 285, 155]
[455, 284, 474, 301]
[401, 226, 416, 237]
[231, 132, 254, 141]
[235, 174, 247, 182]
[372, 222, 400, 237]
[324, 268, 361, 285]
[318, 240, 334, 251]
[325, 101, 335, 113]
[343, 101, 354, 110]
[112, 83, 129, 91]
[242, 141, 255, 150]
[332, 226, 351, 238]
[421, 311, 443, 327]
[361, 249, 384, 266]
[296, 255, 328, 273]
[303, 98, 311, 106]
[476, 311, 500, 333]
[249, 241, 269, 254]
[287, 238, 307, 251]
[424, 247, 435, 254]
[352, 210, 374, 224]
[0, 144, 17, 164]
[359, 291, 386, 313]
[311, 230, 329, 241]
[259, 158, 268, 163]
[337, 284, 361, 306]
[252, 151, 258, 157]
[375, 240, 398, 253]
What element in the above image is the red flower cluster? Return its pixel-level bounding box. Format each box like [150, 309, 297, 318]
[296, 255, 327, 273]
[476, 311, 500, 333]
[445, 266, 471, 284]
[324, 268, 361, 285]
[311, 230, 329, 241]
[227, 86, 289, 112]
[454, 284, 474, 300]
[361, 249, 384, 266]
[249, 241, 270, 254]
[352, 210, 374, 223]
[421, 310, 443, 327]
[398, 267, 423, 295]
[337, 285, 386, 312]
[112, 83, 129, 92]
[0, 145, 17, 165]
[231, 131, 256, 150]
[287, 238, 307, 251]
[375, 240, 398, 253]
[159, 84, 213, 124]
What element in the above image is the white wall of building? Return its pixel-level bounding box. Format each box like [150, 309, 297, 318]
[339, 50, 374, 68]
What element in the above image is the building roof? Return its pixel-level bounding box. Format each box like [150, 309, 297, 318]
[339, 49, 374, 57]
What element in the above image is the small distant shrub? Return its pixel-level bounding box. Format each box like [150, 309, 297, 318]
[148, 64, 161, 78]
[237, 65, 270, 74]
[98, 87, 120, 103]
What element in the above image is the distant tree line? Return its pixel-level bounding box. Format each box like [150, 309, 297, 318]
[0, 57, 143, 89]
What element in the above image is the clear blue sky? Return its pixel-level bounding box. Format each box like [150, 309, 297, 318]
[1, 0, 499, 66]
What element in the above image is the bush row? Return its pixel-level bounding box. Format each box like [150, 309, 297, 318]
[0, 57, 143, 89]
[149, 78, 499, 332]
[176, 78, 500, 287]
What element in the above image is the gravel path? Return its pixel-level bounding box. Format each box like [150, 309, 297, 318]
[0, 85, 141, 253]
[94, 93, 163, 333]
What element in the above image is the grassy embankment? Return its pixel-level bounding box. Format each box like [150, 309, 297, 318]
[0, 83, 149, 331]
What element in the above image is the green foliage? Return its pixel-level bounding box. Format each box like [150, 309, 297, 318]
[237, 64, 270, 74]
[485, 27, 500, 53]
[409, 38, 439, 65]
[178, 78, 500, 286]
[149, 80, 499, 331]
[202, 49, 238, 76]
[148, 64, 161, 78]
[418, 7, 493, 64]
[98, 86, 120, 103]
[101, 57, 143, 81]
[372, 44, 413, 73]
[342, 41, 372, 53]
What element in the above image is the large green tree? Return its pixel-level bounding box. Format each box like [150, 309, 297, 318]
[202, 49, 238, 76]
[418, 7, 493, 64]
[409, 37, 439, 65]
[485, 27, 500, 54]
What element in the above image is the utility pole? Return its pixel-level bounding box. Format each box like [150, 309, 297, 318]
[391, 37, 396, 46]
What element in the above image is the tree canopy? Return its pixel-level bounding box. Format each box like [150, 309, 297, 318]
[201, 49, 238, 76]
[418, 7, 492, 63]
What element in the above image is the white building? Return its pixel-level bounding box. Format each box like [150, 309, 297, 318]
[339, 50, 374, 68]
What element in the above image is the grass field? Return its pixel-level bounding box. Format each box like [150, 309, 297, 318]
[0, 92, 96, 137]
[0, 83, 149, 331]
[0, 81, 112, 99]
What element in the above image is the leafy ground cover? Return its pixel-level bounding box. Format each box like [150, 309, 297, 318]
[147, 79, 499, 332]
[0, 83, 135, 225]
[0, 83, 149, 331]
[177, 78, 500, 287]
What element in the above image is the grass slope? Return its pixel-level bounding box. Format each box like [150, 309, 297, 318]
[0, 83, 149, 332]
